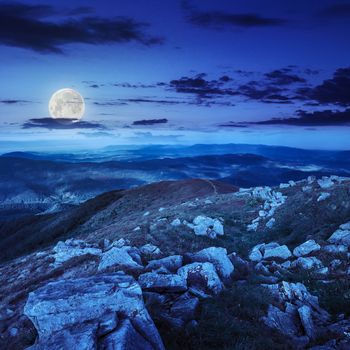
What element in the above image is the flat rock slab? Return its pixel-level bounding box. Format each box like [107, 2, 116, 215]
[24, 273, 164, 350]
[138, 272, 187, 292]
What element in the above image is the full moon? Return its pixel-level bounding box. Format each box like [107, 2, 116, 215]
[49, 88, 85, 119]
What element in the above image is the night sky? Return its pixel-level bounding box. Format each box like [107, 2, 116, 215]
[1, 0, 350, 151]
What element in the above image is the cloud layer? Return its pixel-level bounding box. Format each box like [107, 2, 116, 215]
[0, 2, 162, 53]
[22, 118, 105, 129]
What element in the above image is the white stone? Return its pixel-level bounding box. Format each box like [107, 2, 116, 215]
[249, 248, 263, 262]
[328, 229, 350, 246]
[291, 257, 323, 270]
[323, 244, 348, 254]
[340, 221, 350, 230]
[190, 215, 224, 239]
[264, 245, 292, 260]
[317, 192, 331, 202]
[98, 247, 142, 272]
[170, 218, 181, 227]
[186, 247, 234, 280]
[302, 186, 312, 193]
[138, 273, 187, 292]
[52, 239, 102, 266]
[317, 177, 334, 189]
[293, 240, 321, 257]
[247, 222, 259, 232]
[266, 218, 276, 229]
[140, 244, 162, 258]
[279, 183, 290, 189]
[307, 176, 315, 184]
[178, 262, 223, 295]
[24, 273, 164, 350]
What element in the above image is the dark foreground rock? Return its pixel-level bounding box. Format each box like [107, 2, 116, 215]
[24, 273, 164, 350]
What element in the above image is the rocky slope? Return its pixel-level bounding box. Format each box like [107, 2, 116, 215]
[1, 175, 350, 349]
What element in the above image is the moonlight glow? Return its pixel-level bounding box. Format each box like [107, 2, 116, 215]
[49, 88, 85, 119]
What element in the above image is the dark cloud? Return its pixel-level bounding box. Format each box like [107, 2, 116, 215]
[182, 1, 286, 29]
[232, 109, 350, 126]
[0, 99, 30, 104]
[22, 118, 105, 129]
[113, 83, 157, 89]
[189, 12, 286, 29]
[95, 99, 182, 106]
[132, 118, 168, 126]
[169, 74, 237, 98]
[265, 69, 306, 85]
[0, 2, 163, 53]
[238, 82, 292, 104]
[320, 3, 350, 17]
[218, 123, 248, 128]
[298, 67, 350, 106]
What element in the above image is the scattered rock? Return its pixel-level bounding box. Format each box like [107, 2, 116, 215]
[98, 247, 143, 272]
[52, 239, 102, 266]
[140, 244, 162, 259]
[317, 177, 334, 189]
[266, 217, 276, 229]
[188, 215, 224, 239]
[24, 273, 164, 350]
[170, 293, 199, 322]
[328, 228, 350, 247]
[138, 272, 187, 293]
[264, 245, 292, 261]
[248, 245, 263, 262]
[178, 262, 223, 295]
[291, 257, 323, 270]
[170, 218, 181, 227]
[323, 244, 348, 254]
[101, 318, 155, 350]
[293, 240, 321, 257]
[317, 192, 331, 202]
[298, 305, 315, 340]
[146, 255, 183, 273]
[185, 247, 234, 280]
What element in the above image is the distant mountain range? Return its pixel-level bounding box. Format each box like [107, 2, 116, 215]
[1, 144, 350, 218]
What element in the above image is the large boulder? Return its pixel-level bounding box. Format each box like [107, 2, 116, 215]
[264, 245, 292, 261]
[98, 247, 143, 272]
[27, 324, 98, 350]
[185, 247, 234, 280]
[328, 229, 350, 247]
[100, 318, 154, 350]
[178, 262, 223, 295]
[52, 239, 102, 266]
[145, 255, 183, 273]
[24, 273, 164, 350]
[140, 244, 162, 259]
[138, 272, 187, 293]
[248, 242, 280, 262]
[291, 257, 323, 270]
[263, 304, 299, 338]
[317, 177, 334, 189]
[248, 247, 263, 262]
[188, 215, 224, 239]
[170, 293, 199, 323]
[298, 305, 315, 340]
[322, 244, 348, 254]
[293, 240, 321, 257]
